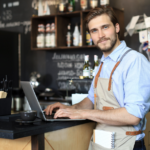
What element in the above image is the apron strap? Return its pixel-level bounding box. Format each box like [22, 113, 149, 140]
[126, 130, 141, 135]
[94, 62, 103, 109]
[108, 49, 132, 91]
[94, 62, 103, 88]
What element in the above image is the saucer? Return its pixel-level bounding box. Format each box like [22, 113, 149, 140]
[15, 118, 42, 124]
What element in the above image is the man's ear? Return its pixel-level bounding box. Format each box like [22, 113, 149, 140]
[115, 23, 120, 33]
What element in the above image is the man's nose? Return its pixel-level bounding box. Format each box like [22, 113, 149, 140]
[98, 30, 105, 38]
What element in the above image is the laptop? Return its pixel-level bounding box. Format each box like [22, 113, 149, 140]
[21, 81, 85, 121]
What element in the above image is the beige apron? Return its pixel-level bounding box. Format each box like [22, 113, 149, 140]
[89, 50, 141, 150]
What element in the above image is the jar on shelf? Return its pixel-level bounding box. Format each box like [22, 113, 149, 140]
[59, 0, 67, 13]
[37, 24, 45, 48]
[51, 23, 56, 47]
[90, 0, 98, 9]
[80, 0, 88, 10]
[45, 23, 51, 48]
[100, 0, 109, 7]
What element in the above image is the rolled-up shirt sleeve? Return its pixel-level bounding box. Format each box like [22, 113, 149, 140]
[124, 54, 150, 119]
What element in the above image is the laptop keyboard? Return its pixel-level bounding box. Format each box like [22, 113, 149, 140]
[44, 113, 70, 119]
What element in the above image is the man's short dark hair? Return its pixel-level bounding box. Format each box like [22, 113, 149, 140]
[85, 7, 120, 39]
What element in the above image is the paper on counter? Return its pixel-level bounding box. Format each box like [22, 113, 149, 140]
[72, 93, 88, 105]
[139, 30, 148, 43]
[145, 17, 150, 28]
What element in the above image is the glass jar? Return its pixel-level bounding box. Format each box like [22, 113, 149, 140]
[90, 0, 98, 8]
[80, 0, 88, 10]
[37, 24, 45, 48]
[45, 23, 51, 47]
[59, 0, 67, 13]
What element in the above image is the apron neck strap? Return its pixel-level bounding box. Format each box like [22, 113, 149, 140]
[94, 49, 132, 90]
[94, 62, 103, 88]
[108, 61, 120, 91]
[108, 49, 133, 91]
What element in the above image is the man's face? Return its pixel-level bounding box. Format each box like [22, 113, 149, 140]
[88, 14, 120, 53]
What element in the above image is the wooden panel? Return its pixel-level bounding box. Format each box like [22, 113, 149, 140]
[57, 16, 70, 47]
[0, 136, 31, 150]
[0, 122, 95, 150]
[45, 122, 96, 150]
[31, 45, 96, 50]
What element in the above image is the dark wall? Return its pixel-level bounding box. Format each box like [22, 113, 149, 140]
[0, 0, 150, 90]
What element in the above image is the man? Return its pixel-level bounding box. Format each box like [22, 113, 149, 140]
[45, 7, 150, 150]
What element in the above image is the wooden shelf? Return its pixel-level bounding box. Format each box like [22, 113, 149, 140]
[31, 7, 124, 51]
[31, 45, 97, 50]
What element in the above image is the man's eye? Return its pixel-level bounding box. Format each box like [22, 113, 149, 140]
[103, 25, 108, 29]
[91, 29, 97, 33]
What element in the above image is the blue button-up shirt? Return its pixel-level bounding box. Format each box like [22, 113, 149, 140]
[88, 41, 150, 140]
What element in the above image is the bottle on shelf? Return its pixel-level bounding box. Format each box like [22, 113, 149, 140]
[43, 1, 50, 15]
[100, 0, 109, 7]
[86, 31, 92, 45]
[73, 24, 80, 46]
[79, 25, 82, 46]
[32, 3, 38, 16]
[83, 55, 90, 78]
[68, 0, 75, 12]
[38, 0, 43, 16]
[92, 55, 99, 77]
[80, 0, 88, 10]
[90, 0, 98, 9]
[59, 0, 67, 13]
[66, 23, 72, 47]
[45, 23, 51, 48]
[51, 23, 56, 47]
[37, 24, 45, 48]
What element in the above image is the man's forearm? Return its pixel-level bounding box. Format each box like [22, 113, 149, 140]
[83, 107, 140, 126]
[70, 97, 94, 109]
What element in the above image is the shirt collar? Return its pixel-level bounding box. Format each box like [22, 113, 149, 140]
[101, 41, 127, 63]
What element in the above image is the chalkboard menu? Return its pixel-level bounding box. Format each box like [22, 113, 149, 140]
[45, 50, 102, 93]
[0, 0, 34, 33]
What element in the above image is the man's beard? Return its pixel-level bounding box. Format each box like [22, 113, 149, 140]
[96, 33, 117, 53]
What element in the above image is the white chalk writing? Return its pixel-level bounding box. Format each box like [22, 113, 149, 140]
[74, 62, 84, 69]
[52, 53, 84, 61]
[58, 70, 76, 76]
[57, 62, 73, 68]
[0, 21, 31, 34]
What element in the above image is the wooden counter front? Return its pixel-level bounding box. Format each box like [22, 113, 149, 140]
[0, 121, 95, 150]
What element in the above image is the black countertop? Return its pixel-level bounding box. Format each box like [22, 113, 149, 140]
[0, 114, 91, 139]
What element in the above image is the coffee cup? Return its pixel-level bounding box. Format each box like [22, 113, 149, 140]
[20, 110, 37, 121]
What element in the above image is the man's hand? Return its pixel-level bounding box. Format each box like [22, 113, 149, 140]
[44, 102, 70, 115]
[54, 108, 87, 119]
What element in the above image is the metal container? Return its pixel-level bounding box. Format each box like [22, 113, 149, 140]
[12, 88, 24, 112]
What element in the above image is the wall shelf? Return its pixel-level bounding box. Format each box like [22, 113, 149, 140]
[31, 7, 124, 50]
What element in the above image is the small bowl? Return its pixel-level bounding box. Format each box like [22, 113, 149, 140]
[20, 110, 37, 121]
